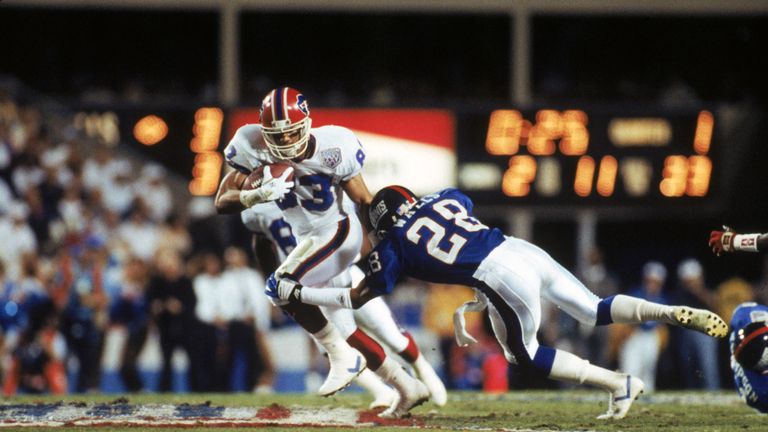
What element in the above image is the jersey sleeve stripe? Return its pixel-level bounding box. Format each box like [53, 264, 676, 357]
[226, 159, 251, 175]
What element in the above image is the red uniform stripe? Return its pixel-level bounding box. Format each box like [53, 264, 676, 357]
[388, 185, 416, 203]
[734, 325, 768, 360]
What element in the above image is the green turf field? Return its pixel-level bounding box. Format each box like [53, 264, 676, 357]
[2, 390, 763, 431]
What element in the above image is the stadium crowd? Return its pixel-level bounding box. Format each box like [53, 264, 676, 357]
[0, 88, 765, 398]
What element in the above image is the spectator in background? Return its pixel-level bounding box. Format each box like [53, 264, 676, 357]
[147, 248, 198, 392]
[101, 160, 135, 217]
[134, 164, 172, 223]
[192, 252, 227, 391]
[60, 236, 108, 393]
[0, 202, 38, 282]
[618, 261, 669, 392]
[11, 152, 44, 197]
[220, 246, 274, 393]
[109, 257, 149, 392]
[117, 201, 160, 263]
[0, 261, 23, 365]
[81, 145, 118, 194]
[674, 258, 720, 390]
[157, 213, 192, 258]
[187, 197, 226, 255]
[0, 178, 13, 215]
[3, 298, 66, 396]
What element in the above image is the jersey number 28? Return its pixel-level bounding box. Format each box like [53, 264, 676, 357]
[406, 199, 488, 264]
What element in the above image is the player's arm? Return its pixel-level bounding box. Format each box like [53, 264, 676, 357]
[252, 232, 279, 275]
[710, 226, 768, 254]
[266, 270, 381, 309]
[342, 173, 376, 254]
[214, 170, 248, 214]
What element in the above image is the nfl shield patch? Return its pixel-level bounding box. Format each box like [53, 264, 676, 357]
[321, 148, 342, 169]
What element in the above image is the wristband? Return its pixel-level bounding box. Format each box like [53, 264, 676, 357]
[720, 231, 734, 252]
[733, 233, 760, 252]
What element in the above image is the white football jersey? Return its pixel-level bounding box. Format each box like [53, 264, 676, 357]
[240, 202, 296, 263]
[225, 124, 366, 237]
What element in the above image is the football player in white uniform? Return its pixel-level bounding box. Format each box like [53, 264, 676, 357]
[242, 201, 448, 408]
[215, 87, 429, 417]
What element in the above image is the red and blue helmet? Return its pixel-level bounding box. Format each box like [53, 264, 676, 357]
[734, 320, 768, 374]
[260, 87, 312, 160]
[369, 185, 418, 240]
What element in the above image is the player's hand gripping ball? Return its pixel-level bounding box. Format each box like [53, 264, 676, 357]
[239, 163, 295, 207]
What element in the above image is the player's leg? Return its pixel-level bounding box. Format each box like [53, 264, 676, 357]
[279, 300, 365, 396]
[318, 303, 396, 408]
[273, 217, 368, 396]
[278, 216, 428, 417]
[322, 303, 428, 418]
[509, 238, 729, 338]
[354, 296, 447, 407]
[347, 263, 446, 407]
[473, 240, 642, 419]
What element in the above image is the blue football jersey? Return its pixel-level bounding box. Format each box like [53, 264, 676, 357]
[363, 189, 506, 294]
[729, 302, 768, 413]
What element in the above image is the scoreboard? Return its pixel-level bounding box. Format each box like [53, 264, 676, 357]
[71, 105, 726, 212]
[455, 108, 719, 208]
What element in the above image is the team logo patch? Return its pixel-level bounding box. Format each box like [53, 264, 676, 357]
[321, 148, 342, 169]
[369, 200, 388, 228]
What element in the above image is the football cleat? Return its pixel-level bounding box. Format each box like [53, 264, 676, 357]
[354, 369, 398, 409]
[369, 388, 398, 410]
[673, 306, 729, 338]
[378, 379, 430, 419]
[597, 375, 644, 420]
[412, 355, 448, 407]
[318, 348, 366, 397]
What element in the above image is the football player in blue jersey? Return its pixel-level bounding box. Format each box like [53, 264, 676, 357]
[709, 227, 768, 412]
[728, 302, 768, 413]
[268, 185, 730, 420]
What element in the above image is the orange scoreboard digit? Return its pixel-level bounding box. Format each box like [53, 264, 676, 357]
[457, 107, 718, 207]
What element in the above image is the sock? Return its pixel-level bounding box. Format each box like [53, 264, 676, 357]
[347, 328, 386, 370]
[375, 357, 419, 395]
[398, 332, 420, 364]
[355, 368, 393, 395]
[604, 294, 673, 325]
[313, 323, 349, 357]
[548, 349, 622, 392]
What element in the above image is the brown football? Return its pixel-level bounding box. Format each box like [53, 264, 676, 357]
[242, 163, 294, 191]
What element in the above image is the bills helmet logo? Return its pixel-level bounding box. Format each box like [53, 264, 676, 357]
[296, 94, 309, 116]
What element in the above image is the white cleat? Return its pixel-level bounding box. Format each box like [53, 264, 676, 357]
[318, 348, 367, 397]
[412, 355, 448, 407]
[597, 375, 644, 420]
[369, 387, 398, 409]
[378, 380, 430, 419]
[673, 306, 729, 338]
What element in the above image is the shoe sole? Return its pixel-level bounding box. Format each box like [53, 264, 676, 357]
[674, 307, 729, 338]
[380, 395, 430, 419]
[319, 358, 367, 397]
[319, 369, 365, 397]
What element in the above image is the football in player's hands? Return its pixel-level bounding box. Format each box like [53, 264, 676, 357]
[242, 162, 294, 190]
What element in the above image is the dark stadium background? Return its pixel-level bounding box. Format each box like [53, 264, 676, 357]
[1, 2, 768, 394]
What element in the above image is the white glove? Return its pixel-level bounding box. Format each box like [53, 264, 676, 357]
[453, 294, 488, 347]
[239, 166, 295, 207]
